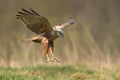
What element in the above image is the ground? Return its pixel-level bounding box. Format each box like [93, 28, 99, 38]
[0, 64, 120, 80]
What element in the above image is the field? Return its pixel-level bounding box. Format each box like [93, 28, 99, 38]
[0, 64, 120, 80]
[0, 0, 120, 80]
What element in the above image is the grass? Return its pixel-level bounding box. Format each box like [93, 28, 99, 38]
[0, 64, 119, 80]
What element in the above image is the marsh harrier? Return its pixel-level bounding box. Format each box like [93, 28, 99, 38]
[16, 8, 75, 62]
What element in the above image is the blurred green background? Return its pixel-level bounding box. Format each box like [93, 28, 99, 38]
[0, 0, 120, 69]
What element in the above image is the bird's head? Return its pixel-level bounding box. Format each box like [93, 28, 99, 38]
[55, 29, 64, 38]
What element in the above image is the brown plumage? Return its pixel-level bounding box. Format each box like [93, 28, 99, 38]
[17, 8, 75, 62]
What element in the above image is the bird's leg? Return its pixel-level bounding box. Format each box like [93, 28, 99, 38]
[48, 47, 55, 62]
[46, 54, 50, 62]
[48, 41, 56, 62]
[48, 45, 60, 62]
[41, 38, 51, 63]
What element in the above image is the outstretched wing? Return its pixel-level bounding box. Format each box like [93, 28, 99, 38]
[16, 8, 53, 35]
[53, 15, 76, 30]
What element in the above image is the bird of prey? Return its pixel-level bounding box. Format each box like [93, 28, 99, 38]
[16, 8, 75, 62]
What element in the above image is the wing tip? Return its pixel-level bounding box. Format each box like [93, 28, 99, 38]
[29, 8, 40, 16]
[69, 14, 76, 24]
[17, 8, 40, 16]
[21, 8, 34, 15]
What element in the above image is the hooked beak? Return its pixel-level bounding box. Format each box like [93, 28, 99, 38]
[60, 31, 64, 38]
[56, 29, 64, 38]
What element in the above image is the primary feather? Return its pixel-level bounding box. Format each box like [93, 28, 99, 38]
[16, 8, 53, 36]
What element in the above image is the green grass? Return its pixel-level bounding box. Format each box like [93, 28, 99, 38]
[0, 65, 119, 80]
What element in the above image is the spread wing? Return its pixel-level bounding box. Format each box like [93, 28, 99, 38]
[16, 8, 53, 35]
[53, 15, 76, 31]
